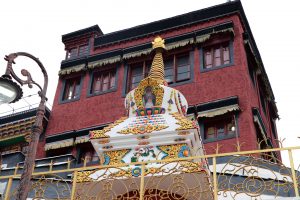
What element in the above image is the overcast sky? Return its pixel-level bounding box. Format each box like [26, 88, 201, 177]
[0, 0, 299, 166]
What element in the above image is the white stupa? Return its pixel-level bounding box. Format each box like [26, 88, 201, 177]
[76, 37, 213, 199]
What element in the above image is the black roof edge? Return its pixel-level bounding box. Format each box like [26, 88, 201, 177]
[88, 49, 123, 63]
[62, 25, 103, 43]
[61, 57, 87, 69]
[196, 96, 238, 113]
[45, 123, 109, 143]
[123, 43, 152, 55]
[94, 1, 239, 47]
[0, 107, 51, 125]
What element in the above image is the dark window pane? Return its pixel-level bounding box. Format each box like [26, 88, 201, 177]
[206, 127, 215, 139]
[177, 55, 189, 66]
[204, 50, 212, 68]
[63, 77, 81, 100]
[67, 85, 74, 100]
[177, 65, 190, 74]
[145, 62, 151, 77]
[164, 59, 173, 83]
[102, 74, 109, 91]
[68, 48, 77, 59]
[164, 59, 173, 69]
[132, 66, 143, 76]
[130, 65, 144, 90]
[177, 72, 190, 81]
[214, 48, 221, 66]
[78, 45, 88, 56]
[110, 73, 115, 89]
[74, 81, 81, 98]
[94, 79, 101, 92]
[223, 46, 230, 64]
[216, 123, 225, 137]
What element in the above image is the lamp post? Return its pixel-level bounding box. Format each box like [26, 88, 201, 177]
[0, 52, 48, 200]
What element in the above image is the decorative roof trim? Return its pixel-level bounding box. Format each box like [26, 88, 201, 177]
[123, 48, 152, 60]
[196, 27, 234, 44]
[44, 138, 74, 151]
[197, 104, 239, 118]
[87, 55, 121, 69]
[58, 64, 86, 76]
[75, 135, 90, 144]
[166, 38, 194, 51]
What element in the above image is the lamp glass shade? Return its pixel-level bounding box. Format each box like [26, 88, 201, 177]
[0, 77, 22, 105]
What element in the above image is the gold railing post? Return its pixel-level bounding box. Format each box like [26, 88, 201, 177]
[49, 159, 53, 172]
[288, 149, 299, 197]
[4, 177, 13, 200]
[67, 158, 71, 169]
[140, 163, 145, 200]
[83, 156, 87, 167]
[212, 156, 218, 200]
[71, 170, 78, 200]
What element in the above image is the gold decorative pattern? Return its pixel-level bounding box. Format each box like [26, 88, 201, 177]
[118, 124, 168, 135]
[158, 143, 190, 159]
[171, 112, 197, 130]
[90, 117, 127, 139]
[134, 77, 164, 109]
[103, 149, 131, 165]
[149, 37, 166, 84]
[76, 170, 97, 183]
[76, 161, 206, 182]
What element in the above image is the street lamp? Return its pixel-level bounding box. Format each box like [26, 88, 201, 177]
[0, 77, 23, 105]
[0, 52, 48, 200]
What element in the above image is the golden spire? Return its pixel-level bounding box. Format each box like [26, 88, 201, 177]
[149, 36, 166, 84]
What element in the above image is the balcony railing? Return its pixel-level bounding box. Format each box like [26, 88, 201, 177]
[0, 145, 299, 200]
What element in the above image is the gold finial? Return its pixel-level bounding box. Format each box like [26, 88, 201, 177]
[149, 36, 166, 84]
[152, 36, 165, 49]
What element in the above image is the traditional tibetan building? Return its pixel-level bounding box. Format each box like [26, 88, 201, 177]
[41, 0, 279, 166]
[2, 1, 298, 200]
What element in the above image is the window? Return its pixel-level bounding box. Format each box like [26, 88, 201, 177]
[62, 76, 81, 101]
[164, 54, 190, 84]
[204, 115, 236, 140]
[128, 61, 151, 91]
[203, 42, 231, 69]
[126, 53, 191, 92]
[66, 44, 89, 59]
[91, 70, 116, 94]
[78, 45, 89, 57]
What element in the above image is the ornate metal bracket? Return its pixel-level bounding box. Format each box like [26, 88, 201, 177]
[3, 52, 48, 101]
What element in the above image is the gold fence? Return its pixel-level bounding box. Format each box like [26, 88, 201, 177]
[0, 146, 300, 200]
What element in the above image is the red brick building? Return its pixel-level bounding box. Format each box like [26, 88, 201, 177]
[40, 0, 279, 163]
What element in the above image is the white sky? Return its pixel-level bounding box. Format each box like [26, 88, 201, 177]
[0, 0, 300, 167]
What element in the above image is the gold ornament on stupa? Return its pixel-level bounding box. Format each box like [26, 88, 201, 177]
[149, 36, 166, 85]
